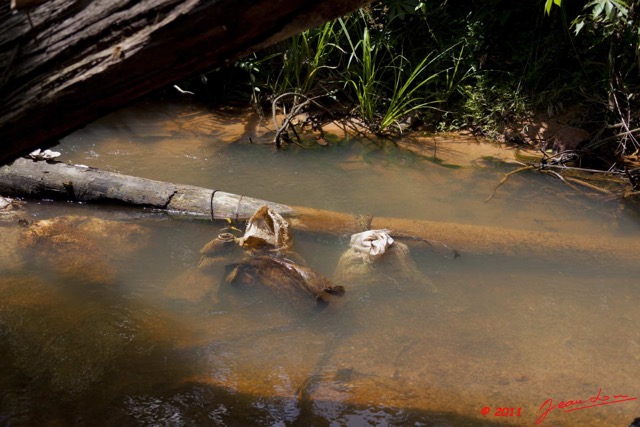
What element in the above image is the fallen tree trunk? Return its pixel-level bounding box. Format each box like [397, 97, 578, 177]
[0, 158, 293, 220]
[2, 157, 639, 267]
[0, 0, 371, 165]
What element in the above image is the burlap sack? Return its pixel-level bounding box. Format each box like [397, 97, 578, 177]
[240, 205, 291, 251]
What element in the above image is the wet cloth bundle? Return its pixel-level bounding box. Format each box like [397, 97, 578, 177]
[349, 229, 395, 258]
[334, 229, 437, 292]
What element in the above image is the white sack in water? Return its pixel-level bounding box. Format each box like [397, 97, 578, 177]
[349, 229, 394, 259]
[334, 229, 437, 292]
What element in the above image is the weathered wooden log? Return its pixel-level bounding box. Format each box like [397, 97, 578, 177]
[0, 158, 293, 219]
[1, 157, 639, 268]
[0, 0, 371, 165]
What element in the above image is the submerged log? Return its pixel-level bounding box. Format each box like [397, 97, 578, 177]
[1, 157, 639, 266]
[289, 205, 637, 266]
[0, 0, 371, 165]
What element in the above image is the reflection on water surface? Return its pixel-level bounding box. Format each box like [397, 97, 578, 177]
[1, 101, 639, 426]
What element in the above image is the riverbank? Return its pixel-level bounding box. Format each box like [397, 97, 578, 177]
[255, 103, 638, 197]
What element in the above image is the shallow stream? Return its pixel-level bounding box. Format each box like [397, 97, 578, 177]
[1, 101, 639, 426]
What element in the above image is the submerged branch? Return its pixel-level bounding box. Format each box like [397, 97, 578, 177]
[539, 169, 584, 194]
[537, 162, 626, 176]
[485, 165, 535, 202]
[486, 154, 623, 202]
[564, 176, 612, 195]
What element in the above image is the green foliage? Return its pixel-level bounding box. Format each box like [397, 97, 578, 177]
[452, 74, 529, 138]
[189, 0, 640, 159]
[229, 4, 472, 136]
[268, 20, 342, 95]
[339, 18, 449, 133]
[234, 53, 279, 104]
[569, 0, 640, 153]
[377, 52, 442, 133]
[343, 25, 379, 126]
[574, 0, 629, 34]
[384, 0, 426, 22]
[544, 0, 562, 15]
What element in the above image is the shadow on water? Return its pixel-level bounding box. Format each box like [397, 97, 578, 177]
[0, 271, 513, 427]
[0, 294, 515, 427]
[96, 384, 520, 427]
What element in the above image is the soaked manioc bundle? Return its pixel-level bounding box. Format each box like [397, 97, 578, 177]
[197, 232, 242, 273]
[334, 230, 437, 292]
[163, 233, 241, 304]
[200, 232, 238, 257]
[195, 205, 346, 312]
[240, 205, 291, 251]
[196, 204, 292, 274]
[224, 255, 345, 312]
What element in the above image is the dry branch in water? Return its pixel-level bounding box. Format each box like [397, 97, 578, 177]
[271, 92, 335, 148]
[485, 165, 534, 202]
[485, 151, 629, 202]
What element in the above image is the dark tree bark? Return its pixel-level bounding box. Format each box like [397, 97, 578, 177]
[0, 0, 371, 164]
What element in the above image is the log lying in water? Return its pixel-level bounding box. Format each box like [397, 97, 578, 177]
[0, 0, 371, 164]
[1, 157, 637, 266]
[0, 158, 293, 219]
[289, 206, 635, 266]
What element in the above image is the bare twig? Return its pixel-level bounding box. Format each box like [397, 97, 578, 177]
[539, 169, 583, 194]
[594, 127, 640, 145]
[485, 165, 534, 202]
[611, 74, 640, 151]
[564, 176, 612, 194]
[488, 131, 633, 201]
[272, 92, 330, 148]
[536, 161, 625, 176]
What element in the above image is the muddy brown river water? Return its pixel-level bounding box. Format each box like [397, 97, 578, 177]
[1, 101, 639, 426]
